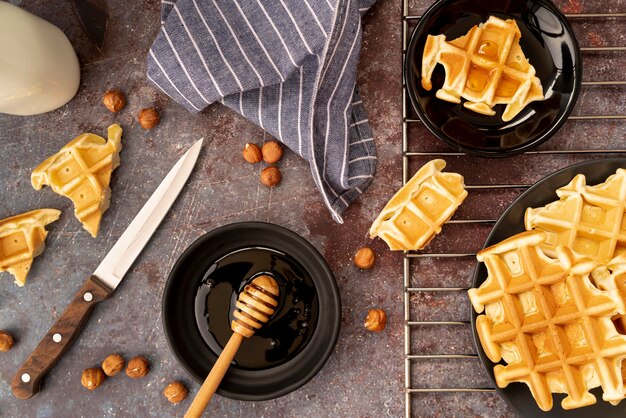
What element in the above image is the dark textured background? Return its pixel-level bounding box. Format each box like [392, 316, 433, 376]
[0, 0, 624, 417]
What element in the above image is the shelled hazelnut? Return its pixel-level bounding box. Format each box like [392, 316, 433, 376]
[138, 108, 160, 130]
[243, 143, 263, 163]
[163, 381, 188, 404]
[102, 354, 125, 376]
[260, 166, 281, 187]
[354, 247, 376, 269]
[0, 330, 14, 352]
[81, 367, 105, 390]
[102, 89, 126, 113]
[364, 309, 387, 332]
[262, 140, 283, 164]
[126, 355, 149, 378]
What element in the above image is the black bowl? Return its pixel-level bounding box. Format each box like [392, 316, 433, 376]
[162, 222, 341, 401]
[405, 0, 581, 157]
[472, 159, 626, 416]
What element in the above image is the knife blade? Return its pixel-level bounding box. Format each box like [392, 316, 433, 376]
[71, 0, 107, 51]
[11, 139, 203, 399]
[93, 139, 203, 289]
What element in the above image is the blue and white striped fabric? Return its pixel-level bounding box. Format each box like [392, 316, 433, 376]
[147, 0, 377, 223]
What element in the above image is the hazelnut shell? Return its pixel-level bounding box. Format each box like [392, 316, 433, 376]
[163, 381, 189, 404]
[260, 166, 282, 187]
[243, 143, 263, 164]
[102, 89, 126, 113]
[262, 141, 283, 164]
[354, 247, 376, 269]
[138, 108, 160, 130]
[0, 330, 14, 352]
[81, 367, 105, 390]
[126, 355, 150, 378]
[102, 353, 125, 376]
[364, 308, 387, 332]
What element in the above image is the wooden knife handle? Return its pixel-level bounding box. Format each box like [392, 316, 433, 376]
[11, 276, 112, 399]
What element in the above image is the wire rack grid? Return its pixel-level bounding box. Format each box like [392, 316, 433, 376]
[401, 2, 626, 417]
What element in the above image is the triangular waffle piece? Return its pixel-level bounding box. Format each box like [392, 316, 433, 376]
[469, 230, 626, 411]
[369, 159, 467, 251]
[0, 209, 61, 286]
[421, 16, 544, 122]
[525, 169, 626, 264]
[32, 124, 123, 237]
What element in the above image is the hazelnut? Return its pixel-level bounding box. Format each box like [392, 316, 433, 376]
[242, 143, 262, 164]
[260, 166, 281, 187]
[102, 89, 126, 113]
[81, 367, 105, 390]
[0, 330, 14, 352]
[138, 108, 160, 130]
[163, 381, 189, 404]
[126, 355, 149, 378]
[364, 308, 387, 332]
[102, 354, 125, 376]
[354, 247, 376, 269]
[262, 141, 283, 164]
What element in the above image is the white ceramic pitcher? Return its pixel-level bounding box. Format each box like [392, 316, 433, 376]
[0, 2, 80, 116]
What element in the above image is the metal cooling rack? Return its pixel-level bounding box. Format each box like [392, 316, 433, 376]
[401, 2, 626, 417]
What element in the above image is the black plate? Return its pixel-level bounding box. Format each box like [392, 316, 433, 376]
[405, 0, 581, 157]
[162, 222, 341, 401]
[471, 159, 626, 416]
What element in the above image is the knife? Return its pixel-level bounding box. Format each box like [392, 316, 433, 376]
[11, 139, 203, 399]
[71, 0, 107, 51]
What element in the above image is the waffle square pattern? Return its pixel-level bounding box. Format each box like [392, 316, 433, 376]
[469, 230, 626, 411]
[369, 159, 467, 251]
[421, 16, 544, 122]
[0, 209, 60, 286]
[31, 124, 122, 237]
[526, 169, 626, 361]
[525, 169, 626, 264]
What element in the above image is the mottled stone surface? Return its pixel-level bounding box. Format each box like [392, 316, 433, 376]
[0, 0, 623, 417]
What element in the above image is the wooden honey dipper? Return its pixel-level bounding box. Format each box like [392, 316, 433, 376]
[185, 275, 279, 418]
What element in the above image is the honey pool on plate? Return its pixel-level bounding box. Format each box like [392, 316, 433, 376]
[194, 247, 319, 370]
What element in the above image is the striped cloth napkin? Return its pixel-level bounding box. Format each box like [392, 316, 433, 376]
[148, 0, 377, 223]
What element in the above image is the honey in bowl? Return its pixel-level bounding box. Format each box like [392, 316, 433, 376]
[194, 247, 318, 370]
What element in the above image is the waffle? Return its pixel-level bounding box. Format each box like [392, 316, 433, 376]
[421, 16, 544, 122]
[593, 255, 626, 315]
[525, 169, 626, 264]
[469, 230, 626, 411]
[0, 209, 61, 286]
[32, 124, 123, 237]
[369, 159, 467, 251]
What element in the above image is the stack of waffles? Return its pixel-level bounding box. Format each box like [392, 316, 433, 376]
[470, 169, 626, 410]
